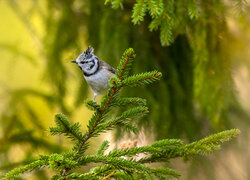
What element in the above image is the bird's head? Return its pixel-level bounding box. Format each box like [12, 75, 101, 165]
[72, 46, 99, 75]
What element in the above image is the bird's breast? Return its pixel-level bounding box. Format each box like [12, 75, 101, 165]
[84, 69, 115, 94]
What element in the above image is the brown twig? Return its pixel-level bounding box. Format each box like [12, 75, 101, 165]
[103, 170, 116, 179]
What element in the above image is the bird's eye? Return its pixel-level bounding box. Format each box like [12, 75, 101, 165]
[80, 61, 86, 64]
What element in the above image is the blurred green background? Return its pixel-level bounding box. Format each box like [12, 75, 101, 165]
[0, 0, 249, 179]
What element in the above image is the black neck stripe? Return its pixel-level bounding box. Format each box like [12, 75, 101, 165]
[83, 60, 99, 77]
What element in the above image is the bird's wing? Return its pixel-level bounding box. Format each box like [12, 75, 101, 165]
[99, 60, 117, 74]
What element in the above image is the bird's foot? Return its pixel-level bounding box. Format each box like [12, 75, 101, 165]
[93, 93, 97, 103]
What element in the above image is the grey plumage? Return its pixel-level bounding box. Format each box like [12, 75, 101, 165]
[72, 46, 116, 101]
[99, 59, 117, 74]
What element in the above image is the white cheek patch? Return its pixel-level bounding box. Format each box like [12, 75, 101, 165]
[88, 61, 95, 70]
[87, 61, 98, 74]
[81, 58, 99, 76]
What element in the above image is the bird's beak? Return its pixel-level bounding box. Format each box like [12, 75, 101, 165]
[71, 60, 77, 63]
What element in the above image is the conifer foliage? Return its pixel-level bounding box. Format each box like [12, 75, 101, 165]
[105, 0, 198, 46]
[4, 49, 240, 179]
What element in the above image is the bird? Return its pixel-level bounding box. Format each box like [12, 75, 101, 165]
[71, 46, 117, 102]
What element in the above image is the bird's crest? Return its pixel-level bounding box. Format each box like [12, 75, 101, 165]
[84, 46, 94, 55]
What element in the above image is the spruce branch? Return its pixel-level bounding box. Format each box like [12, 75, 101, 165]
[97, 140, 110, 156]
[66, 172, 97, 179]
[103, 170, 116, 179]
[121, 71, 162, 87]
[105, 0, 124, 9]
[4, 159, 48, 179]
[149, 15, 163, 31]
[89, 165, 114, 178]
[79, 155, 181, 178]
[160, 20, 173, 46]
[55, 48, 141, 177]
[84, 100, 101, 111]
[92, 106, 147, 137]
[138, 129, 241, 163]
[180, 129, 240, 157]
[132, 0, 147, 24]
[107, 146, 162, 157]
[146, 0, 163, 17]
[107, 0, 205, 46]
[49, 114, 83, 142]
[3, 48, 240, 180]
[118, 121, 139, 134]
[116, 48, 136, 79]
[152, 138, 183, 147]
[76, 48, 138, 153]
[81, 84, 118, 147]
[188, 0, 199, 19]
[112, 97, 147, 107]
